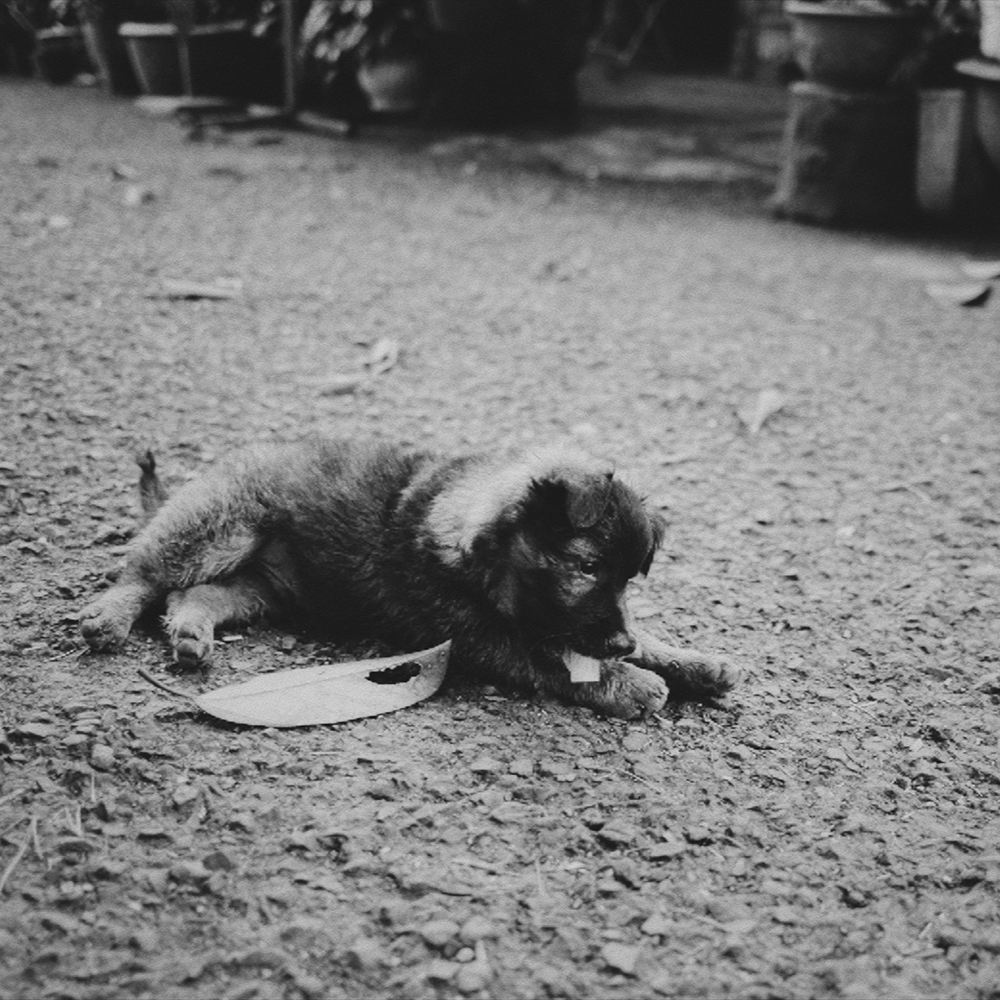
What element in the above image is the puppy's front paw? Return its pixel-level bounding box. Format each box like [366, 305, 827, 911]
[591, 662, 669, 720]
[630, 631, 743, 700]
[693, 652, 743, 696]
[171, 628, 214, 671]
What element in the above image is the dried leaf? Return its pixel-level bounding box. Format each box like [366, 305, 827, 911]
[925, 282, 991, 307]
[364, 337, 400, 375]
[960, 259, 1000, 281]
[195, 642, 450, 727]
[741, 388, 785, 435]
[155, 279, 242, 301]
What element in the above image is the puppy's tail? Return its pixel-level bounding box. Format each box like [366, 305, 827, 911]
[136, 449, 169, 521]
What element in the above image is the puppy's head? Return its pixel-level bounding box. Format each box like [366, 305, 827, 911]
[433, 451, 665, 659]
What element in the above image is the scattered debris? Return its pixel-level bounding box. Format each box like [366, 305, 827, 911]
[740, 387, 785, 435]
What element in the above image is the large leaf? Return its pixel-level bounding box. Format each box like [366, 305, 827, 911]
[196, 642, 451, 727]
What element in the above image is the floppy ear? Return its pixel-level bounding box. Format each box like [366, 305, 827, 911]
[640, 508, 666, 576]
[531, 468, 614, 530]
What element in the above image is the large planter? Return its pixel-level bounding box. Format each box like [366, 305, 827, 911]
[426, 0, 506, 35]
[784, 0, 921, 90]
[956, 58, 1000, 177]
[118, 20, 250, 98]
[81, 16, 138, 94]
[34, 26, 89, 84]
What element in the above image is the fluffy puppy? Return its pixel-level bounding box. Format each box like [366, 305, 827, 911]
[80, 441, 740, 719]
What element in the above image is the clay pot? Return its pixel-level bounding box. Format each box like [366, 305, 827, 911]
[784, 1, 920, 90]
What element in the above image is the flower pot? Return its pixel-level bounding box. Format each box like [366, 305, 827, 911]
[81, 16, 139, 94]
[118, 20, 250, 98]
[33, 26, 90, 85]
[784, 0, 920, 90]
[956, 58, 1000, 177]
[426, 0, 506, 35]
[981, 2, 1000, 62]
[358, 57, 425, 112]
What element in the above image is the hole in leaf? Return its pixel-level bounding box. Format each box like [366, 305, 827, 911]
[366, 660, 421, 685]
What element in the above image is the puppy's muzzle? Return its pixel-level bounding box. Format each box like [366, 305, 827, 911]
[603, 630, 637, 658]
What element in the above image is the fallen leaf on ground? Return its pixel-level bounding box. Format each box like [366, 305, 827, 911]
[925, 282, 991, 307]
[740, 388, 785, 435]
[364, 337, 400, 375]
[154, 279, 243, 300]
[195, 641, 450, 726]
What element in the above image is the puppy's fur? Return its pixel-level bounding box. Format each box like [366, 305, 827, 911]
[81, 441, 740, 719]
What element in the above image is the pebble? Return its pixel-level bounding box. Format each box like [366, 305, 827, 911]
[507, 758, 534, 778]
[90, 743, 115, 771]
[469, 757, 504, 775]
[420, 918, 461, 949]
[455, 961, 491, 994]
[602, 942, 641, 976]
[459, 914, 497, 943]
[344, 936, 384, 970]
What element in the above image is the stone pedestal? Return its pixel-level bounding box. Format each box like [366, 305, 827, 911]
[771, 81, 918, 226]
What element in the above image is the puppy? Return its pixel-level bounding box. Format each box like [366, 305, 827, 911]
[80, 441, 740, 719]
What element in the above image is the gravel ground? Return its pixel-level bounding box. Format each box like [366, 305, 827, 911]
[2, 78, 1000, 1000]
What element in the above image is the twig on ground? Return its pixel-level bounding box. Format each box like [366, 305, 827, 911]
[0, 818, 35, 896]
[137, 668, 195, 702]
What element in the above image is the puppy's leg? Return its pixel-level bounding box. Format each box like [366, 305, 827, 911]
[80, 577, 157, 652]
[553, 660, 669, 720]
[164, 574, 273, 669]
[628, 626, 743, 699]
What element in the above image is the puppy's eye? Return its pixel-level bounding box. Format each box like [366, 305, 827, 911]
[577, 559, 599, 577]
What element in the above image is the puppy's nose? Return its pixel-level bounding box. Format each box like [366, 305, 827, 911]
[605, 631, 636, 657]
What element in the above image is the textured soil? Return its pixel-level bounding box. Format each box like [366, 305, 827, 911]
[2, 79, 1000, 1000]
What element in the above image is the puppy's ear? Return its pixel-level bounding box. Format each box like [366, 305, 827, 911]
[640, 508, 666, 576]
[531, 468, 614, 530]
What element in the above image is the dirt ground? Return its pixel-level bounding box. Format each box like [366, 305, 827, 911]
[2, 78, 1000, 1000]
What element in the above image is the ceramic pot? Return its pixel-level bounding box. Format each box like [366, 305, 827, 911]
[81, 16, 138, 94]
[784, 0, 920, 90]
[118, 20, 250, 98]
[426, 0, 505, 35]
[33, 26, 89, 84]
[956, 58, 1000, 176]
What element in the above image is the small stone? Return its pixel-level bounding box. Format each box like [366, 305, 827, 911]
[424, 959, 458, 983]
[420, 918, 461, 949]
[469, 757, 503, 775]
[459, 914, 497, 943]
[203, 850, 237, 872]
[169, 860, 211, 885]
[344, 936, 384, 970]
[647, 840, 687, 860]
[455, 961, 491, 994]
[597, 821, 639, 847]
[89, 859, 127, 880]
[602, 942, 641, 976]
[640, 913, 671, 937]
[684, 825, 713, 845]
[507, 758, 534, 778]
[90, 743, 116, 771]
[455, 946, 476, 963]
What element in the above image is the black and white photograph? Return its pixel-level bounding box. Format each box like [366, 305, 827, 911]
[2, 0, 1000, 997]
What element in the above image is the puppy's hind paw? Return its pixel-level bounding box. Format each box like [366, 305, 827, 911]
[79, 600, 131, 653]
